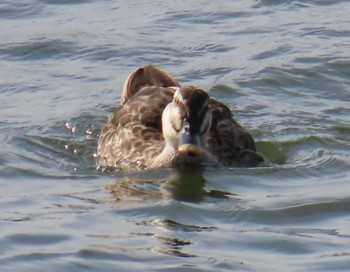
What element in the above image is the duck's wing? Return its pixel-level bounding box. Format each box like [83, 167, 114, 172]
[121, 65, 180, 105]
[206, 99, 262, 165]
[98, 86, 175, 170]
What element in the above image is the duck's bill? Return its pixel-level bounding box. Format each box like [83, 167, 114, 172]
[178, 123, 204, 156]
[178, 144, 204, 156]
[179, 128, 201, 145]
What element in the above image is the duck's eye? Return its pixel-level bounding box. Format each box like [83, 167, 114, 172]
[184, 124, 190, 132]
[174, 97, 180, 105]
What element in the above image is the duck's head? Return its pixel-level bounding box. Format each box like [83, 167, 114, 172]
[162, 86, 212, 163]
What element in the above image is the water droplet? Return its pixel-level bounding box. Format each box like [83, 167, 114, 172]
[65, 122, 76, 133]
[86, 126, 94, 136]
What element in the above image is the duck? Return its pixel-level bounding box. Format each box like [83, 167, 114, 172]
[97, 65, 263, 171]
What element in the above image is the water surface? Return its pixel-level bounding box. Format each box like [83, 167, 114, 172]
[1, 0, 350, 271]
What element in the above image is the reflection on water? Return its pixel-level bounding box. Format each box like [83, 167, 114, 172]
[107, 168, 235, 203]
[106, 168, 236, 259]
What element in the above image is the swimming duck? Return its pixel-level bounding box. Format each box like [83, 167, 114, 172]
[97, 65, 262, 171]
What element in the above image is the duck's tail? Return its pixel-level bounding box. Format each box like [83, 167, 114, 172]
[121, 65, 180, 105]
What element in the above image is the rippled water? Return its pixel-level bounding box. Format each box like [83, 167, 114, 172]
[1, 0, 350, 271]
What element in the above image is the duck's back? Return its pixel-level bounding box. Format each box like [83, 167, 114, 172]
[205, 99, 258, 165]
[97, 86, 175, 170]
[97, 65, 180, 170]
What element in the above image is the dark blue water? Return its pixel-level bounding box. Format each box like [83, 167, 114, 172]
[1, 0, 350, 271]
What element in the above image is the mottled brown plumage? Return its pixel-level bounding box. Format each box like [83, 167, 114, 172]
[97, 65, 262, 171]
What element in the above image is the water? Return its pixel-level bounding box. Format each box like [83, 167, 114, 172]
[1, 0, 350, 271]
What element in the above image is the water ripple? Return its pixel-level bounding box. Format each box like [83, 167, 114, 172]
[40, 0, 91, 5]
[0, 39, 80, 61]
[242, 197, 350, 225]
[0, 2, 44, 19]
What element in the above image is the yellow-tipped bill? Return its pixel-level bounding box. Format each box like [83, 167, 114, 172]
[178, 144, 203, 156]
